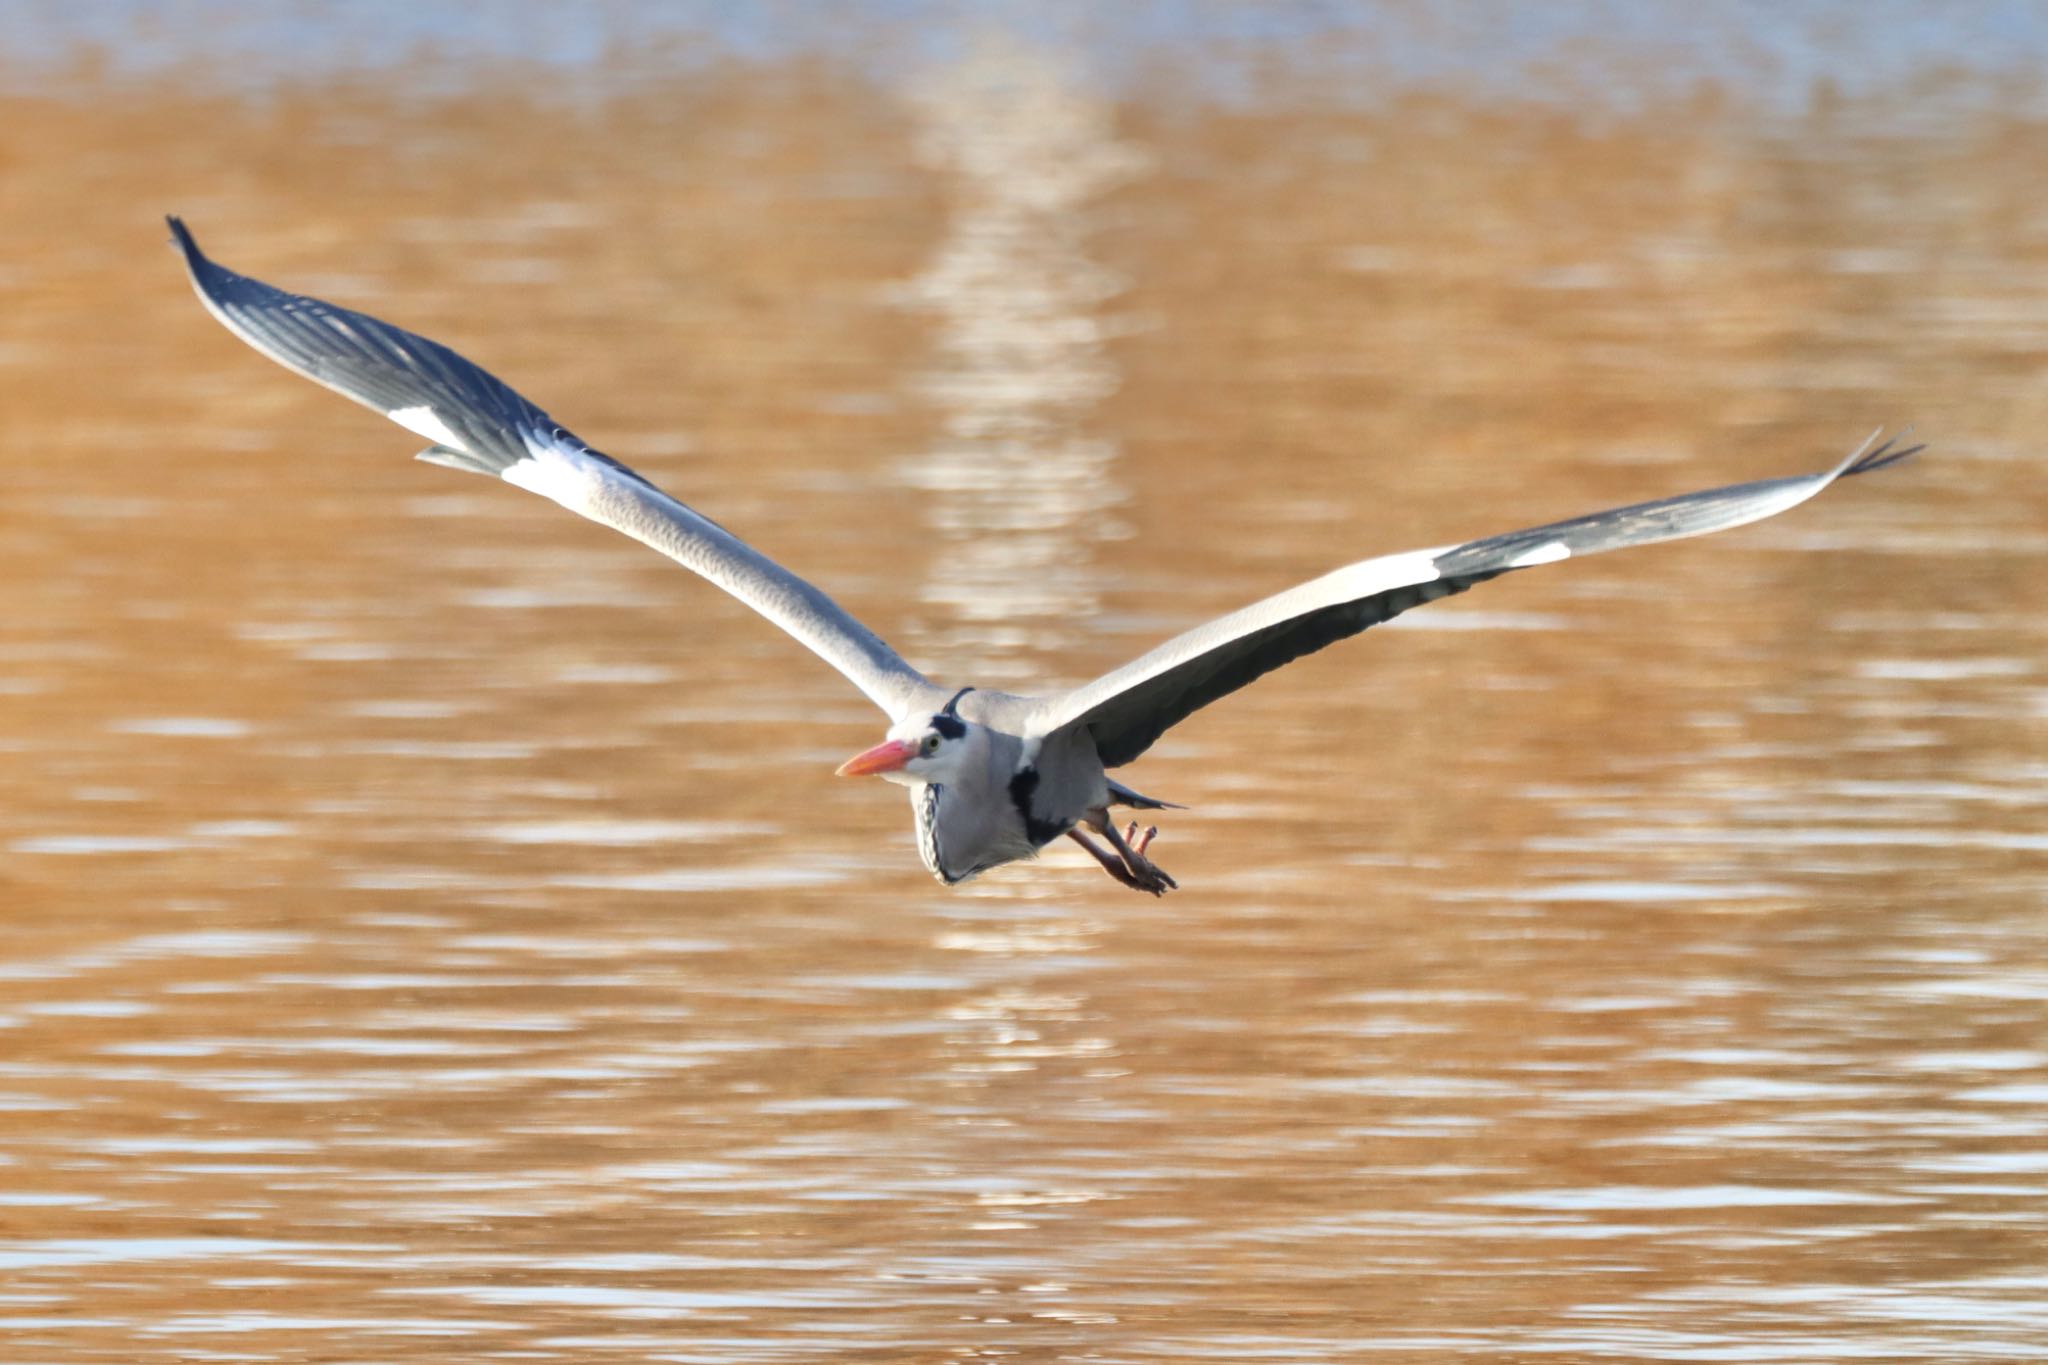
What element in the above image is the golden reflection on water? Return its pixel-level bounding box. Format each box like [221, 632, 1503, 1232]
[1, 44, 2046, 1364]
[898, 35, 1145, 690]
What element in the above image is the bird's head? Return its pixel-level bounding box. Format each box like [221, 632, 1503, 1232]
[836, 687, 980, 788]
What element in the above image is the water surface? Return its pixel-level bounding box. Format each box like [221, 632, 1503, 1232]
[2, 13, 2045, 1362]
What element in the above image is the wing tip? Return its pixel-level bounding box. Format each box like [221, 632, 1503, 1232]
[165, 215, 225, 301]
[165, 214, 201, 266]
[1837, 427, 1925, 480]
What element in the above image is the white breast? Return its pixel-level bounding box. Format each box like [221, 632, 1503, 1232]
[913, 783, 949, 881]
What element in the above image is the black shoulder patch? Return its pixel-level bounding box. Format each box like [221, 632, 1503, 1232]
[1006, 767, 1069, 847]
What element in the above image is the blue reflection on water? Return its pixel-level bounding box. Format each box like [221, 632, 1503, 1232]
[13, 1, 2048, 114]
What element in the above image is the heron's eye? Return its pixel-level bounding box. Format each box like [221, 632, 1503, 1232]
[923, 735, 940, 755]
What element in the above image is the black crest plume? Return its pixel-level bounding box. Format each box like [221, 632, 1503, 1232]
[932, 687, 974, 739]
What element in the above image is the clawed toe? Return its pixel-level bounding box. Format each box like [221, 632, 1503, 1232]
[1111, 859, 1174, 896]
[1130, 863, 1176, 895]
[1069, 820, 1177, 895]
[1104, 818, 1175, 895]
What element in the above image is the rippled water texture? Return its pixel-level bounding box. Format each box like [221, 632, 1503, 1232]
[3, 6, 2046, 1360]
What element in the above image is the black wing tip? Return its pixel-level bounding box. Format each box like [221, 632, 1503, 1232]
[165, 214, 200, 260]
[1842, 428, 1925, 479]
[165, 215, 219, 289]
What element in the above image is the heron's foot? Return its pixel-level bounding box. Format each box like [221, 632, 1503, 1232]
[1102, 818, 1177, 896]
[1066, 828, 1150, 892]
[1066, 825, 1177, 896]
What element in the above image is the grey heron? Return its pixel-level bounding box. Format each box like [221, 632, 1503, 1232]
[168, 217, 1919, 895]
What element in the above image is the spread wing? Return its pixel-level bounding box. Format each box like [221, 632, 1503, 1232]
[1034, 433, 1919, 768]
[168, 216, 935, 720]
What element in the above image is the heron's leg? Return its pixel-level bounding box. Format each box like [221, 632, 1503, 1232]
[1094, 812, 1177, 895]
[1066, 828, 1159, 894]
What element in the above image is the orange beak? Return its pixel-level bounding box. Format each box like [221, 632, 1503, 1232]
[835, 738, 915, 777]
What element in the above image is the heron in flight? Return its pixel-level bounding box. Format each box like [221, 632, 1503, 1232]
[168, 217, 1918, 894]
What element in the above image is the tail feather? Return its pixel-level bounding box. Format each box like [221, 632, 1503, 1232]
[1108, 778, 1183, 811]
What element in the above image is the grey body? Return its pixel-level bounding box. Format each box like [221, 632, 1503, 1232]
[168, 217, 1919, 890]
[903, 701, 1112, 885]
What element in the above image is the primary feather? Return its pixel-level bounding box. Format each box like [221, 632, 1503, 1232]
[167, 216, 936, 722]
